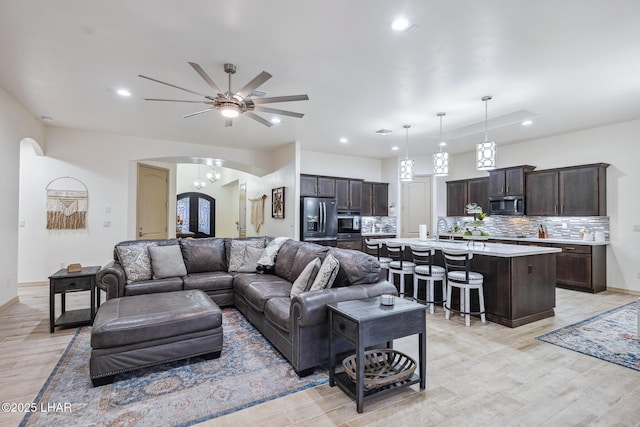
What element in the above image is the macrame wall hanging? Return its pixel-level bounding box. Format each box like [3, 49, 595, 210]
[249, 194, 267, 233]
[45, 176, 88, 230]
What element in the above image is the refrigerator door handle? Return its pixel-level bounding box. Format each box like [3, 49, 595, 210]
[319, 202, 324, 233]
[322, 202, 327, 232]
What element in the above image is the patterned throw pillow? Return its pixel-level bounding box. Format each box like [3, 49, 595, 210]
[237, 246, 265, 273]
[290, 258, 321, 297]
[308, 253, 340, 292]
[257, 237, 290, 267]
[116, 242, 157, 283]
[228, 239, 266, 272]
[148, 245, 187, 279]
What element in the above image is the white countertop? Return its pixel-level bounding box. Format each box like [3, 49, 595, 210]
[438, 233, 609, 246]
[381, 237, 562, 258]
[361, 232, 397, 237]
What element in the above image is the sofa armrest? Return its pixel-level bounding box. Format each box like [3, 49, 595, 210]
[290, 280, 397, 328]
[96, 261, 126, 300]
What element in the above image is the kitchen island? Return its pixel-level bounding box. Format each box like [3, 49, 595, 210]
[379, 238, 561, 328]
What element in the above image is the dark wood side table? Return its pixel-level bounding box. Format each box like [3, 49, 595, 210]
[328, 297, 427, 413]
[49, 265, 101, 333]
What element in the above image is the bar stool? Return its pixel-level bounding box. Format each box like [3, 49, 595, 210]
[442, 249, 486, 327]
[410, 245, 446, 314]
[363, 239, 392, 279]
[386, 242, 415, 298]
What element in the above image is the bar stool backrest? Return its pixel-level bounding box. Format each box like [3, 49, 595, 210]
[385, 242, 406, 268]
[442, 249, 474, 283]
[363, 239, 381, 259]
[410, 245, 437, 276]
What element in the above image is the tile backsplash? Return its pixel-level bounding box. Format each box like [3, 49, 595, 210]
[437, 215, 609, 240]
[361, 216, 398, 234]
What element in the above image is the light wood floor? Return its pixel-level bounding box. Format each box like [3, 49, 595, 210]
[1, 285, 639, 427]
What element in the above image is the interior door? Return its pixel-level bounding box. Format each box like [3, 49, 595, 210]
[137, 163, 169, 239]
[238, 183, 247, 237]
[401, 175, 432, 238]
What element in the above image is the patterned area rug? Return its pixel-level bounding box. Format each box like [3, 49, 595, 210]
[21, 309, 327, 427]
[537, 301, 640, 371]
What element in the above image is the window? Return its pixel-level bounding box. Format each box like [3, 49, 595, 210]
[177, 192, 215, 238]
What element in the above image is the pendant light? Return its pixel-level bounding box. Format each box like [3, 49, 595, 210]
[477, 95, 497, 170]
[194, 165, 206, 190]
[399, 124, 414, 182]
[433, 112, 449, 176]
[206, 167, 221, 183]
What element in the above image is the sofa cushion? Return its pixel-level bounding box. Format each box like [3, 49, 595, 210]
[237, 246, 264, 273]
[116, 241, 158, 283]
[264, 297, 291, 333]
[182, 271, 234, 292]
[274, 240, 329, 283]
[290, 258, 321, 297]
[234, 275, 292, 312]
[149, 245, 187, 279]
[257, 236, 290, 267]
[179, 238, 226, 274]
[224, 237, 267, 268]
[123, 277, 183, 296]
[308, 253, 340, 292]
[328, 248, 381, 288]
[228, 239, 266, 272]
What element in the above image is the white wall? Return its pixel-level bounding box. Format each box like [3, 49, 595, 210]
[300, 150, 383, 182]
[17, 127, 295, 283]
[445, 119, 640, 292]
[0, 87, 44, 306]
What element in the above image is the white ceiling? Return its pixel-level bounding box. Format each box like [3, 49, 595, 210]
[2, 1, 640, 160]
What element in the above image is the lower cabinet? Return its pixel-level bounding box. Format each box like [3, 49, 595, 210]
[553, 244, 606, 293]
[337, 240, 362, 250]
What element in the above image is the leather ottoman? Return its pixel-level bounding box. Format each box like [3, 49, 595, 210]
[90, 289, 223, 386]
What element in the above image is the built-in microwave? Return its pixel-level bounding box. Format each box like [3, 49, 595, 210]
[489, 196, 525, 215]
[337, 212, 361, 233]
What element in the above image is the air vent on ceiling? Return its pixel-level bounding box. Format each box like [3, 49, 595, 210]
[375, 128, 393, 135]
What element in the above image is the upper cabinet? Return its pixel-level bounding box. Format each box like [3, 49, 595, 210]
[526, 163, 609, 216]
[361, 182, 389, 216]
[446, 178, 489, 216]
[300, 175, 336, 197]
[488, 165, 536, 197]
[336, 178, 363, 211]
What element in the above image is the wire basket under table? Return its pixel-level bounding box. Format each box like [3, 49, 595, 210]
[342, 349, 417, 390]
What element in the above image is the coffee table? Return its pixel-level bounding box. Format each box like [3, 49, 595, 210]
[328, 297, 427, 413]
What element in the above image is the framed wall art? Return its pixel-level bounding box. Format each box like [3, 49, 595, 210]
[272, 187, 285, 219]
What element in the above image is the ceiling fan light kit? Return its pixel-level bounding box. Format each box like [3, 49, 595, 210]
[139, 62, 308, 127]
[477, 95, 497, 170]
[433, 112, 449, 177]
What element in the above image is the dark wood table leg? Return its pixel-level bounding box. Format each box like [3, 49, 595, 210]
[419, 327, 426, 389]
[49, 281, 55, 333]
[90, 278, 96, 323]
[329, 311, 335, 387]
[356, 331, 365, 413]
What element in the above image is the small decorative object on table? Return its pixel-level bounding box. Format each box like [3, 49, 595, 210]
[380, 294, 395, 306]
[67, 263, 82, 273]
[342, 349, 416, 390]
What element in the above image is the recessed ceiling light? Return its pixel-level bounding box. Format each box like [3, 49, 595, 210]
[439, 142, 447, 147]
[522, 120, 533, 126]
[40, 115, 53, 122]
[391, 146, 399, 151]
[339, 137, 348, 143]
[391, 17, 409, 31]
[375, 128, 393, 135]
[270, 117, 281, 124]
[117, 88, 131, 97]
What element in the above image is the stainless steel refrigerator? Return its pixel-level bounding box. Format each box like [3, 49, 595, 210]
[300, 197, 338, 246]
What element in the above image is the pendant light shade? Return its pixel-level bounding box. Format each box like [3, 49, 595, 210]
[400, 124, 414, 182]
[477, 95, 497, 170]
[433, 112, 449, 176]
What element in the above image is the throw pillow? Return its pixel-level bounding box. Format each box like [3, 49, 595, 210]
[148, 245, 187, 279]
[237, 246, 265, 273]
[290, 258, 321, 297]
[257, 237, 290, 267]
[308, 253, 340, 292]
[116, 242, 157, 283]
[228, 239, 266, 272]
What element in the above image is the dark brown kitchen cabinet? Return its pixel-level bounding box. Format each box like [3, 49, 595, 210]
[361, 182, 389, 216]
[447, 178, 489, 216]
[552, 243, 606, 293]
[336, 178, 362, 211]
[361, 182, 372, 215]
[526, 163, 608, 216]
[489, 165, 535, 197]
[467, 177, 489, 213]
[300, 175, 336, 197]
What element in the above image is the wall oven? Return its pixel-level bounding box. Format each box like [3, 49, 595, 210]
[337, 212, 361, 234]
[489, 196, 525, 215]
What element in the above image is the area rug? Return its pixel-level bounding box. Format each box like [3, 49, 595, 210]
[536, 301, 640, 372]
[21, 309, 327, 427]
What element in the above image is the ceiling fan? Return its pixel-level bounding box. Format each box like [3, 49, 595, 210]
[139, 62, 309, 127]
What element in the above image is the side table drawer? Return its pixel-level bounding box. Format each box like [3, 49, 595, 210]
[331, 314, 358, 341]
[53, 277, 91, 292]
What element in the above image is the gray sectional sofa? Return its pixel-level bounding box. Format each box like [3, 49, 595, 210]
[96, 237, 397, 376]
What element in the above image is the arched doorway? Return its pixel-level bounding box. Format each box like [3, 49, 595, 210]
[176, 192, 216, 238]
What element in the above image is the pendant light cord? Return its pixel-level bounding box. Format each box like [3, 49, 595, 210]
[404, 124, 410, 159]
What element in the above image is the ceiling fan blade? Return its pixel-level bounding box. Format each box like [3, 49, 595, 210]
[143, 98, 208, 103]
[251, 95, 309, 105]
[253, 106, 304, 118]
[188, 62, 224, 95]
[244, 111, 273, 127]
[235, 71, 272, 99]
[225, 118, 233, 127]
[139, 74, 209, 98]
[182, 108, 215, 118]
